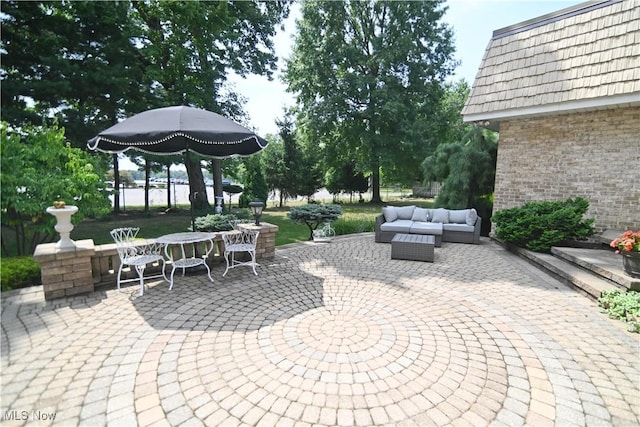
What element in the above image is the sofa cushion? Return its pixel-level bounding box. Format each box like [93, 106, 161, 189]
[396, 205, 416, 220]
[449, 209, 470, 224]
[411, 207, 429, 222]
[443, 223, 475, 233]
[431, 208, 449, 224]
[466, 208, 478, 226]
[382, 206, 398, 222]
[380, 220, 413, 233]
[410, 222, 443, 235]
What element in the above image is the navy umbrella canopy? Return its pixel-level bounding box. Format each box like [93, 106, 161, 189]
[87, 105, 268, 157]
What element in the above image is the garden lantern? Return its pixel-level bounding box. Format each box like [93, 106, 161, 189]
[249, 199, 265, 225]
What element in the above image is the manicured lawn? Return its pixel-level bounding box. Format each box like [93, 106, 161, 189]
[73, 199, 434, 246]
[2, 197, 435, 255]
[73, 209, 194, 245]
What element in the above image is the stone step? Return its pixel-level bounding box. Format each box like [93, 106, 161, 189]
[551, 247, 639, 291]
[503, 244, 623, 300]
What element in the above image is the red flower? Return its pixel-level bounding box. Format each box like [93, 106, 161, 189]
[610, 230, 640, 253]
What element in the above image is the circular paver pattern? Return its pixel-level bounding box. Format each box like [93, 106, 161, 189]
[2, 234, 639, 426]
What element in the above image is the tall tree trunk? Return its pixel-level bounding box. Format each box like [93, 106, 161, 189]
[370, 156, 382, 203]
[185, 154, 210, 210]
[212, 158, 223, 210]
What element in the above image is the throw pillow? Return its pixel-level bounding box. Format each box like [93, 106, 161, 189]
[431, 208, 449, 224]
[466, 208, 478, 226]
[411, 207, 429, 222]
[382, 206, 398, 222]
[448, 209, 469, 224]
[396, 205, 416, 220]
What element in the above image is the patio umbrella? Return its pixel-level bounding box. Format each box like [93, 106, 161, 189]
[87, 105, 267, 157]
[87, 105, 268, 228]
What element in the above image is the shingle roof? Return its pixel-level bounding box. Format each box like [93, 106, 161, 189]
[462, 0, 640, 124]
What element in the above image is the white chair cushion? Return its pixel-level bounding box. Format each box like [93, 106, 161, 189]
[411, 207, 429, 222]
[466, 208, 478, 226]
[431, 208, 450, 224]
[382, 206, 398, 222]
[410, 222, 443, 235]
[380, 220, 413, 233]
[396, 205, 416, 220]
[449, 209, 470, 224]
[443, 223, 475, 233]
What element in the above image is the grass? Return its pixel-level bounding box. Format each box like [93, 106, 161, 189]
[76, 197, 434, 247]
[74, 209, 195, 245]
[3, 197, 436, 254]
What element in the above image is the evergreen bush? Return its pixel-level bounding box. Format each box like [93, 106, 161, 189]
[288, 204, 343, 240]
[492, 197, 594, 252]
[1, 256, 41, 291]
[193, 214, 240, 232]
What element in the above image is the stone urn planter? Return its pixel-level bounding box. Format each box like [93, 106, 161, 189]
[610, 230, 640, 279]
[46, 205, 78, 249]
[621, 251, 640, 278]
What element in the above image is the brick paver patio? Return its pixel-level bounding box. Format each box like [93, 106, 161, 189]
[2, 234, 639, 426]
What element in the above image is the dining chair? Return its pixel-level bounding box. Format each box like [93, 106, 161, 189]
[110, 227, 167, 296]
[221, 229, 260, 276]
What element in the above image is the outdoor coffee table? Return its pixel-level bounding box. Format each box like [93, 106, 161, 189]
[391, 233, 435, 262]
[155, 232, 217, 289]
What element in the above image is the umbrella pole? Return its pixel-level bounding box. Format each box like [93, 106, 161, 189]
[190, 196, 196, 231]
[186, 150, 197, 231]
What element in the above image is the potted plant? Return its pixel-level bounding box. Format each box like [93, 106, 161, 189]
[610, 230, 640, 278]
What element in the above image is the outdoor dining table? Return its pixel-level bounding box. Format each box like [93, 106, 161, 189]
[155, 232, 218, 289]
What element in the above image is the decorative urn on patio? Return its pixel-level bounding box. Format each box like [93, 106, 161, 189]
[610, 230, 640, 278]
[46, 203, 78, 249]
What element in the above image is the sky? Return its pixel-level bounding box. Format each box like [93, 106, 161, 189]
[228, 0, 585, 137]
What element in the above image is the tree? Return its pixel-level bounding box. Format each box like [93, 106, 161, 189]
[295, 150, 324, 203]
[262, 137, 289, 207]
[1, 123, 111, 256]
[278, 115, 305, 202]
[239, 155, 269, 208]
[288, 204, 343, 240]
[325, 162, 369, 202]
[285, 1, 456, 203]
[1, 1, 141, 145]
[2, 1, 291, 210]
[435, 80, 473, 146]
[421, 126, 498, 210]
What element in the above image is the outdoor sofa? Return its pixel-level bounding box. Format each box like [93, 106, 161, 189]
[375, 206, 481, 245]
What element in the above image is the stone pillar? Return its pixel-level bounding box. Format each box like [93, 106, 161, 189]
[238, 222, 279, 260]
[33, 239, 95, 300]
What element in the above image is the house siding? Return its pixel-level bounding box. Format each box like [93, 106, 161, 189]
[493, 106, 640, 232]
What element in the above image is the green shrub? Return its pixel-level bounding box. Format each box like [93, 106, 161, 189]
[598, 289, 640, 333]
[193, 214, 238, 232]
[492, 197, 594, 252]
[288, 204, 343, 240]
[333, 216, 375, 235]
[1, 256, 41, 291]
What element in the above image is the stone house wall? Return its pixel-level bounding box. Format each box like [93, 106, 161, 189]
[493, 106, 640, 233]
